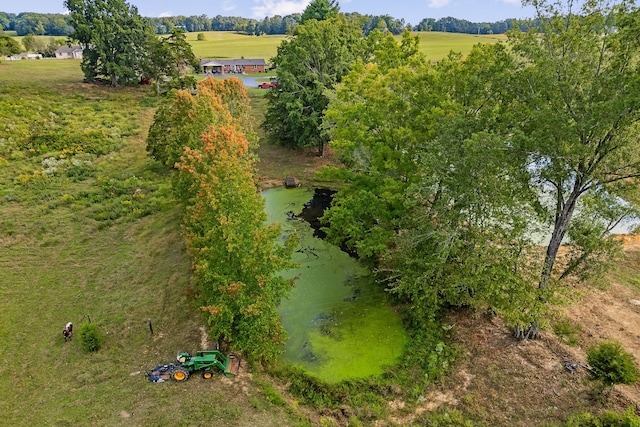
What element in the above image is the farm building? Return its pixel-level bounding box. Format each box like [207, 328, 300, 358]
[200, 58, 268, 74]
[55, 45, 84, 59]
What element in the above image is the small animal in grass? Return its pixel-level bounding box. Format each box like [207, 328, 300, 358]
[63, 322, 73, 341]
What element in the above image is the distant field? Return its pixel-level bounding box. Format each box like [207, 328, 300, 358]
[7, 31, 505, 64]
[188, 31, 504, 61]
[415, 32, 505, 59]
[183, 31, 286, 60]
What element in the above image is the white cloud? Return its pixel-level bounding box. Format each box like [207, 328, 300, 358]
[252, 0, 312, 18]
[501, 0, 521, 4]
[159, 11, 173, 17]
[428, 0, 451, 8]
[222, 0, 236, 12]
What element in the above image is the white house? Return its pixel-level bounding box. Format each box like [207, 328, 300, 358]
[55, 45, 84, 59]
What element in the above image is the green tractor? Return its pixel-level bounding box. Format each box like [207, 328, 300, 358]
[171, 350, 240, 382]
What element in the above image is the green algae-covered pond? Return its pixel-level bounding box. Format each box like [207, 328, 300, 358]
[263, 187, 407, 383]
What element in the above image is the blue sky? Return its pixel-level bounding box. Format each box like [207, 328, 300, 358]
[3, 1, 537, 26]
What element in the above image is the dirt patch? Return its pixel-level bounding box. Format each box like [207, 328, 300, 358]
[255, 144, 341, 190]
[383, 247, 640, 426]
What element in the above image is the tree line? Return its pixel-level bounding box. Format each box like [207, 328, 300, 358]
[415, 16, 537, 34]
[2, 9, 536, 37]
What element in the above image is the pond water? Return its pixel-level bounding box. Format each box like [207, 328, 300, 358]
[263, 187, 407, 383]
[208, 73, 274, 88]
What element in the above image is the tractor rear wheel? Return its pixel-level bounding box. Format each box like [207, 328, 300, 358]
[202, 369, 214, 379]
[172, 366, 190, 382]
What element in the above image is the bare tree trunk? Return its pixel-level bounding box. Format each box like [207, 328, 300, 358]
[539, 186, 581, 289]
[515, 184, 582, 341]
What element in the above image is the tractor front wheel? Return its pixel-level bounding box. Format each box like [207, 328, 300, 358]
[202, 369, 214, 379]
[172, 366, 190, 382]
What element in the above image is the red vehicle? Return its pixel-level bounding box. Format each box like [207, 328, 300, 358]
[258, 82, 276, 89]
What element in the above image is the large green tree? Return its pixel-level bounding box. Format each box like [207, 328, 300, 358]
[262, 13, 367, 156]
[320, 31, 427, 261]
[507, 0, 640, 295]
[300, 0, 339, 23]
[64, 0, 152, 86]
[142, 27, 200, 95]
[0, 35, 20, 56]
[325, 0, 640, 339]
[324, 36, 542, 328]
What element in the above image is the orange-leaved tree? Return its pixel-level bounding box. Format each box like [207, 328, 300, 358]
[146, 76, 253, 169]
[175, 123, 297, 361]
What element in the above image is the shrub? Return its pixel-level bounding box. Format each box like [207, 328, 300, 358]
[587, 341, 639, 386]
[78, 322, 102, 352]
[563, 407, 640, 426]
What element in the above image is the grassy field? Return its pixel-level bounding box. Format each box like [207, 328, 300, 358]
[10, 30, 502, 63]
[2, 33, 638, 426]
[0, 59, 300, 426]
[186, 31, 502, 60]
[182, 32, 504, 61]
[415, 32, 504, 59]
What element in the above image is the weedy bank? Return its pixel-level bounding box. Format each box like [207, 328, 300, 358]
[0, 59, 299, 426]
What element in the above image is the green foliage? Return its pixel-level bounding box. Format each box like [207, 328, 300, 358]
[562, 407, 640, 427]
[396, 318, 456, 388]
[263, 15, 367, 155]
[271, 365, 346, 407]
[65, 0, 152, 86]
[146, 77, 252, 168]
[0, 35, 21, 56]
[320, 174, 402, 262]
[587, 341, 639, 387]
[561, 191, 627, 285]
[85, 174, 168, 224]
[20, 35, 64, 57]
[256, 380, 287, 406]
[416, 409, 475, 426]
[144, 27, 200, 96]
[21, 34, 36, 51]
[196, 32, 205, 41]
[508, 0, 640, 288]
[172, 91, 296, 361]
[0, 92, 140, 158]
[300, 0, 339, 23]
[78, 322, 102, 352]
[325, 38, 541, 329]
[552, 318, 581, 347]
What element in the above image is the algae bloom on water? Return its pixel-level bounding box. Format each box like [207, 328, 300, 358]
[263, 187, 407, 383]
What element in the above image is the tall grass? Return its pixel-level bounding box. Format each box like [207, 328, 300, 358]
[0, 59, 295, 426]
